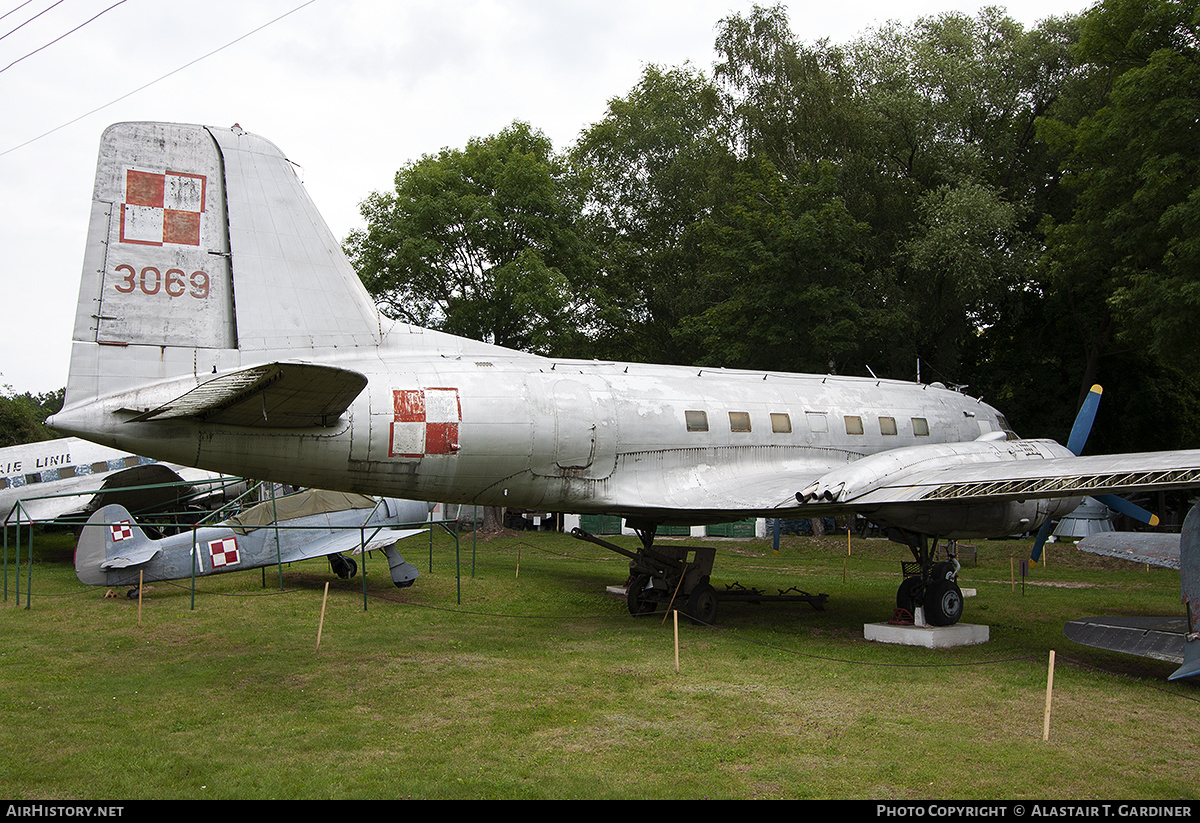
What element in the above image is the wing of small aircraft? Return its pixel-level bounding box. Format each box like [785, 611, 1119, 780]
[1062, 502, 1200, 681]
[277, 527, 426, 565]
[1077, 532, 1181, 569]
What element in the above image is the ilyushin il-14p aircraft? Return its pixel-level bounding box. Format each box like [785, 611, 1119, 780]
[46, 122, 1200, 641]
[73, 490, 430, 595]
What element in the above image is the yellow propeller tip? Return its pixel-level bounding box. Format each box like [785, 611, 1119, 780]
[1150, 515, 1161, 526]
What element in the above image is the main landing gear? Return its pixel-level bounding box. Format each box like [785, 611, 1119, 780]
[571, 523, 828, 624]
[888, 530, 964, 626]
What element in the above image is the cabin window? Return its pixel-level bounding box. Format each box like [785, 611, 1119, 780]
[59, 466, 76, 479]
[123, 456, 140, 468]
[806, 412, 828, 433]
[912, 417, 930, 436]
[729, 411, 751, 432]
[23, 473, 41, 484]
[685, 410, 709, 432]
[91, 461, 108, 473]
[771, 413, 792, 433]
[844, 415, 864, 435]
[880, 416, 897, 436]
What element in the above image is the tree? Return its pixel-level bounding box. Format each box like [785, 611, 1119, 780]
[0, 385, 63, 447]
[682, 157, 900, 374]
[1040, 0, 1200, 380]
[345, 122, 593, 357]
[570, 64, 733, 363]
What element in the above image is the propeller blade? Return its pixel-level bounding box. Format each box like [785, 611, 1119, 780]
[1030, 518, 1054, 564]
[1066, 384, 1103, 456]
[1094, 493, 1160, 526]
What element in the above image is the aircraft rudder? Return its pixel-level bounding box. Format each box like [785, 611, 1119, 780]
[74, 503, 149, 586]
[62, 121, 383, 413]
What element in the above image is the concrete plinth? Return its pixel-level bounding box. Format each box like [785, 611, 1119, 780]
[864, 620, 990, 648]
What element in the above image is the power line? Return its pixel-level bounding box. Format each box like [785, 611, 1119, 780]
[0, 0, 319, 158]
[0, 0, 62, 43]
[0, 1, 38, 25]
[0, 0, 128, 75]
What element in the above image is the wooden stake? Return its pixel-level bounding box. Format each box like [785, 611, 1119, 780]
[1043, 650, 1056, 741]
[137, 570, 143, 627]
[316, 582, 330, 651]
[673, 610, 679, 673]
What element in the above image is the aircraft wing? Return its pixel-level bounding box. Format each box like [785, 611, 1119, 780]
[797, 447, 1200, 508]
[277, 527, 427, 565]
[1064, 616, 1186, 665]
[1077, 532, 1181, 569]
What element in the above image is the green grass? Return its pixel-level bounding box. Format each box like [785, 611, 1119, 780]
[0, 527, 1195, 799]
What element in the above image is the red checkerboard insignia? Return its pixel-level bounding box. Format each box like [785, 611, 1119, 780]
[119, 169, 207, 246]
[207, 536, 240, 568]
[110, 521, 133, 542]
[389, 388, 461, 458]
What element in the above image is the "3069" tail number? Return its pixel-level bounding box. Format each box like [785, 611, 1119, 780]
[113, 265, 209, 299]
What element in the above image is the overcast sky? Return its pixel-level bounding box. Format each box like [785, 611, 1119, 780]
[0, 0, 1093, 395]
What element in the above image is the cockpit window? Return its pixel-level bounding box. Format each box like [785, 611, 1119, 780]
[996, 414, 1018, 440]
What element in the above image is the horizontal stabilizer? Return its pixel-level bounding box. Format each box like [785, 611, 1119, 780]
[100, 544, 160, 569]
[128, 363, 367, 427]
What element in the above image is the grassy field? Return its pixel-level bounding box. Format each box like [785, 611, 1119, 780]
[0, 525, 1195, 800]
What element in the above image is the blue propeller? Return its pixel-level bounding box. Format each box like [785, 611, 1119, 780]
[1030, 385, 1159, 564]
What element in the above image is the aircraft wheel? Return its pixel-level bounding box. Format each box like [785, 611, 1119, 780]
[931, 561, 956, 581]
[626, 574, 658, 616]
[685, 583, 718, 625]
[896, 577, 920, 613]
[925, 579, 963, 626]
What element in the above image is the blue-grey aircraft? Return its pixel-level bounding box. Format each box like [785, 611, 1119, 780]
[47, 122, 1200, 630]
[1061, 503, 1200, 681]
[74, 489, 431, 593]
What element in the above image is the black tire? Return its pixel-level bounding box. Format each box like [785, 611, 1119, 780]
[626, 574, 658, 616]
[896, 576, 921, 613]
[931, 561, 956, 581]
[925, 579, 964, 626]
[685, 583, 718, 625]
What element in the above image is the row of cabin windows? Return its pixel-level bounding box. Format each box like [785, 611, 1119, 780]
[685, 410, 931, 437]
[0, 457, 141, 490]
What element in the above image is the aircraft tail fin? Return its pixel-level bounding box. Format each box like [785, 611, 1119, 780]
[1170, 501, 1200, 680]
[59, 122, 382, 414]
[74, 503, 160, 586]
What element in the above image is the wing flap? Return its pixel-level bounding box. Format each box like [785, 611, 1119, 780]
[837, 449, 1200, 506]
[127, 363, 367, 427]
